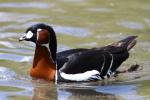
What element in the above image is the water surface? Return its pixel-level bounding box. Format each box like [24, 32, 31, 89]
[0, 0, 150, 100]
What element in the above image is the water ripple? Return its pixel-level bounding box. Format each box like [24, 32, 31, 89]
[0, 2, 54, 9]
[0, 53, 32, 62]
[78, 42, 97, 47]
[61, 0, 85, 3]
[58, 44, 71, 52]
[139, 41, 150, 52]
[95, 33, 126, 41]
[0, 66, 16, 80]
[0, 48, 33, 55]
[0, 32, 17, 39]
[54, 25, 91, 37]
[95, 85, 144, 100]
[0, 12, 46, 23]
[117, 20, 144, 30]
[0, 79, 32, 99]
[87, 7, 112, 13]
[0, 41, 16, 48]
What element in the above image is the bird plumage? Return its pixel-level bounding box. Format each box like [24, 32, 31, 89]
[19, 23, 137, 82]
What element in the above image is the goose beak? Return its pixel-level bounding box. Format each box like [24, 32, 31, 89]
[19, 34, 27, 42]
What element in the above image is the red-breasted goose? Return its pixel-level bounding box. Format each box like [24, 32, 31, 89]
[19, 23, 137, 82]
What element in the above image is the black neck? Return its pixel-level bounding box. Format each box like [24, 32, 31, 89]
[48, 26, 57, 63]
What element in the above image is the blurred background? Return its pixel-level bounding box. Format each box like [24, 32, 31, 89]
[0, 0, 150, 100]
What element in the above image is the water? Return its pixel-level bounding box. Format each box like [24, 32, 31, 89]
[0, 0, 150, 100]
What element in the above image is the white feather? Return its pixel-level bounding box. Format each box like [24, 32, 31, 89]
[60, 70, 101, 81]
[100, 54, 105, 72]
[106, 52, 114, 75]
[41, 43, 55, 63]
[26, 31, 33, 39]
[37, 28, 42, 32]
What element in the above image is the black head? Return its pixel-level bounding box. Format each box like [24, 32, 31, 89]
[19, 23, 57, 62]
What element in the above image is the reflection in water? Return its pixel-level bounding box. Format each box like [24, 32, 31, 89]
[32, 80, 117, 100]
[32, 80, 57, 100]
[31, 76, 149, 100]
[58, 88, 116, 100]
[32, 85, 57, 100]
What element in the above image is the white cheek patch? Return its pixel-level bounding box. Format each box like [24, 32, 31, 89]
[36, 28, 42, 40]
[26, 31, 33, 39]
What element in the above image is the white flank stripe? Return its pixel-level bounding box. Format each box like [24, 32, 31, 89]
[100, 54, 105, 72]
[60, 70, 100, 81]
[106, 52, 114, 76]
